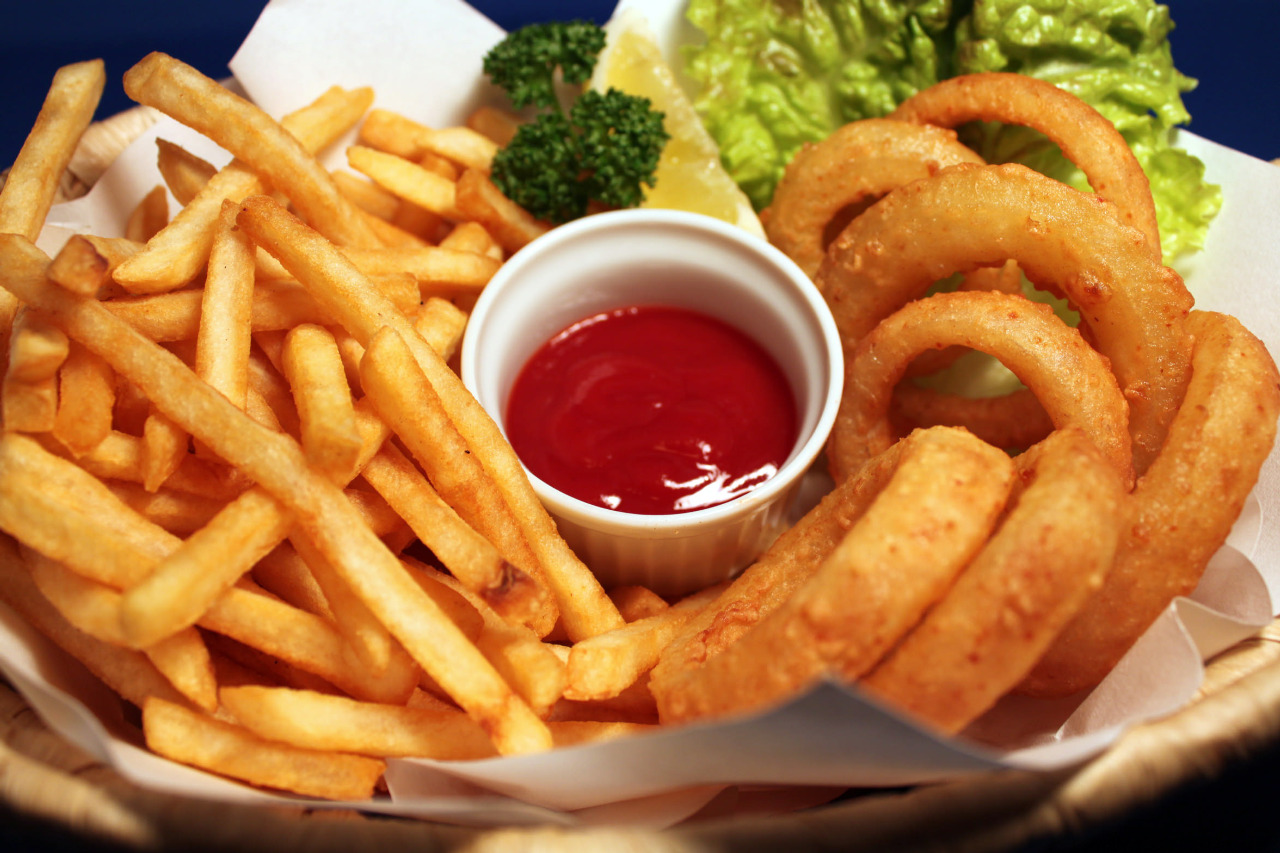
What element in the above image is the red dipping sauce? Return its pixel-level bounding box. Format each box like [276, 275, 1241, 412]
[506, 305, 798, 515]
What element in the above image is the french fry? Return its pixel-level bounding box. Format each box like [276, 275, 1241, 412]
[140, 406, 188, 491]
[439, 220, 503, 261]
[465, 104, 522, 147]
[565, 583, 725, 702]
[24, 548, 218, 712]
[0, 233, 553, 755]
[281, 323, 362, 482]
[118, 486, 293, 649]
[125, 185, 170, 243]
[48, 234, 142, 298]
[454, 168, 550, 253]
[402, 556, 567, 718]
[233, 197, 623, 641]
[154, 138, 217, 205]
[202, 582, 419, 705]
[106, 479, 224, 535]
[332, 169, 401, 221]
[357, 439, 553, 635]
[142, 696, 386, 801]
[609, 586, 671, 623]
[196, 200, 255, 412]
[340, 244, 501, 297]
[251, 542, 334, 620]
[0, 535, 188, 710]
[123, 54, 381, 251]
[359, 326, 543, 582]
[220, 685, 498, 760]
[346, 145, 463, 220]
[54, 430, 242, 501]
[0, 59, 106, 243]
[52, 340, 115, 456]
[113, 79, 376, 292]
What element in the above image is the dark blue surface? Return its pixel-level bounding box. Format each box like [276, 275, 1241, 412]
[2, 1, 1280, 851]
[1, 1, 1276, 169]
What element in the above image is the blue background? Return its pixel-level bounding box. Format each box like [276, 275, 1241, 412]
[3, 2, 1280, 851]
[1, 1, 1277, 169]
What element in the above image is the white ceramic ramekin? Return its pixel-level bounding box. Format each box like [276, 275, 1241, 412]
[460, 209, 843, 597]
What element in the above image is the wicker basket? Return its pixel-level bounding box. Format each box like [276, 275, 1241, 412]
[5, 110, 1280, 852]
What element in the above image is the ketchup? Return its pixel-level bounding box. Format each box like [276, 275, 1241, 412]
[506, 305, 798, 515]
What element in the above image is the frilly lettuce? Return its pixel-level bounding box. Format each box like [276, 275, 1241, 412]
[683, 0, 1221, 258]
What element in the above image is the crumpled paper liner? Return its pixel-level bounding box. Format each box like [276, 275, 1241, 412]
[4, 0, 1280, 829]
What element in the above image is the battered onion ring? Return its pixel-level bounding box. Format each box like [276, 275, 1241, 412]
[889, 72, 1161, 258]
[890, 384, 1053, 452]
[859, 426, 1125, 734]
[762, 118, 1018, 379]
[762, 118, 985, 281]
[835, 290, 1133, 486]
[816, 163, 1192, 480]
[651, 426, 1015, 725]
[1018, 310, 1280, 697]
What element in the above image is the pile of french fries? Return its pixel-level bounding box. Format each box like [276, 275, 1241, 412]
[0, 53, 719, 800]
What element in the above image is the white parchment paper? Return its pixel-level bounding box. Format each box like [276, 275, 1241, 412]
[3, 0, 1280, 829]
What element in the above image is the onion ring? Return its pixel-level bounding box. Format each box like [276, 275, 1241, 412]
[888, 72, 1162, 258]
[762, 118, 1018, 379]
[761, 118, 985, 281]
[816, 162, 1192, 479]
[859, 426, 1125, 734]
[652, 426, 1015, 725]
[1019, 310, 1280, 697]
[890, 384, 1053, 452]
[834, 290, 1133, 485]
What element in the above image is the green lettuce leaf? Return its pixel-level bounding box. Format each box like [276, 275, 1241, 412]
[682, 0, 954, 210]
[683, 0, 1221, 258]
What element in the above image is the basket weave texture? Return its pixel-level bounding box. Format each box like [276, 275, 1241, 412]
[4, 109, 1280, 851]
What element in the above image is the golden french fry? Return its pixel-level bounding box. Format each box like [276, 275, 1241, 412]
[454, 168, 550, 253]
[403, 556, 567, 718]
[106, 479, 224, 535]
[221, 685, 498, 760]
[0, 535, 187, 710]
[48, 234, 142, 297]
[332, 169, 401, 221]
[251, 542, 333, 620]
[24, 548, 218, 712]
[281, 323, 362, 482]
[118, 486, 292, 649]
[3, 308, 67, 432]
[357, 439, 553, 634]
[609, 586, 671, 623]
[234, 197, 622, 642]
[125, 184, 170, 243]
[413, 297, 469, 361]
[203, 581, 420, 705]
[154, 137, 217, 206]
[465, 104, 522, 147]
[54, 430, 242, 501]
[52, 340, 115, 456]
[566, 584, 724, 701]
[113, 79, 376, 292]
[123, 54, 380, 251]
[0, 233, 553, 755]
[439, 220, 503, 261]
[357, 107, 431, 160]
[142, 696, 386, 801]
[6, 307, 69, 382]
[0, 59, 105, 243]
[196, 200, 255, 411]
[346, 145, 462, 219]
[340, 244, 501, 297]
[141, 407, 188, 492]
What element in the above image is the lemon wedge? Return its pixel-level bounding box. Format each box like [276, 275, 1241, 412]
[590, 10, 764, 236]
